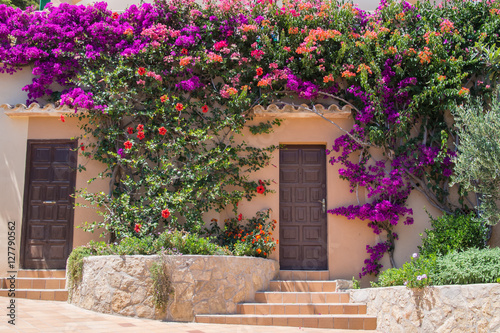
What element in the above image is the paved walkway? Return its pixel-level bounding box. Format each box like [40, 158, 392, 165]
[0, 298, 378, 333]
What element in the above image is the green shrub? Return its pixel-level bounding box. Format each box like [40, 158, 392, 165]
[432, 247, 500, 285]
[372, 254, 436, 288]
[115, 236, 155, 255]
[419, 212, 489, 257]
[373, 248, 500, 287]
[153, 229, 231, 256]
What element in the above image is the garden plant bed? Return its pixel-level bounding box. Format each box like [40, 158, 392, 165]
[69, 254, 279, 321]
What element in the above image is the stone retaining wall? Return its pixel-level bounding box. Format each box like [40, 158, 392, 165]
[69, 255, 279, 321]
[350, 284, 500, 332]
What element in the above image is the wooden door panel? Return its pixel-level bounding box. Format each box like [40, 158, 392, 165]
[279, 145, 327, 270]
[22, 140, 77, 269]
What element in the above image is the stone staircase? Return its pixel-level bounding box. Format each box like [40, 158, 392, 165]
[0, 270, 68, 301]
[195, 270, 377, 330]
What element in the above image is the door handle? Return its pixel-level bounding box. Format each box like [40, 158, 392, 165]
[43, 201, 56, 204]
[318, 199, 326, 213]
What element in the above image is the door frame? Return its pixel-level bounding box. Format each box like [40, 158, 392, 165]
[279, 144, 328, 270]
[20, 139, 78, 269]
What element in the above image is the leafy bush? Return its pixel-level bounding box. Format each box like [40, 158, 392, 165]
[371, 254, 436, 288]
[153, 229, 230, 256]
[432, 248, 500, 285]
[114, 236, 155, 255]
[373, 248, 500, 287]
[419, 212, 489, 257]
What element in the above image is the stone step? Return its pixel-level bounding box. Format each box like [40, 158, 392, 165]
[278, 270, 329, 281]
[0, 289, 68, 301]
[16, 270, 66, 279]
[269, 280, 337, 292]
[255, 291, 350, 304]
[237, 302, 367, 315]
[195, 314, 377, 330]
[0, 277, 66, 290]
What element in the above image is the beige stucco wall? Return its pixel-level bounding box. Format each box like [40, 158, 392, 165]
[0, 69, 30, 278]
[0, 111, 28, 278]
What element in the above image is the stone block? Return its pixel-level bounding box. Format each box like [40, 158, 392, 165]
[111, 290, 132, 313]
[135, 304, 155, 318]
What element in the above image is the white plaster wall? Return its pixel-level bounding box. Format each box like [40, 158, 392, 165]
[0, 67, 32, 106]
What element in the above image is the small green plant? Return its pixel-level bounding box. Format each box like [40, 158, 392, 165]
[233, 240, 254, 256]
[149, 258, 173, 311]
[419, 212, 489, 257]
[351, 276, 360, 289]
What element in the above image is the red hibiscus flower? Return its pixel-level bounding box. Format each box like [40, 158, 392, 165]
[127, 127, 134, 134]
[137, 131, 145, 140]
[137, 124, 144, 131]
[175, 103, 184, 111]
[124, 141, 133, 149]
[256, 185, 265, 194]
[134, 223, 141, 233]
[60, 114, 65, 122]
[202, 105, 208, 113]
[158, 127, 167, 135]
[137, 67, 146, 75]
[112, 12, 119, 20]
[162, 208, 170, 219]
[256, 67, 263, 76]
[238, 213, 242, 221]
[181, 48, 188, 55]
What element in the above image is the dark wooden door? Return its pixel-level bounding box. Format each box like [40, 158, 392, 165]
[279, 145, 327, 270]
[21, 140, 77, 269]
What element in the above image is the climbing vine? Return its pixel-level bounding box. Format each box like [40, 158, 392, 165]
[1, 0, 500, 276]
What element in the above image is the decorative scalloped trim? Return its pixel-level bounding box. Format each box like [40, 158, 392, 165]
[253, 103, 352, 118]
[1, 102, 75, 117]
[1, 102, 352, 119]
